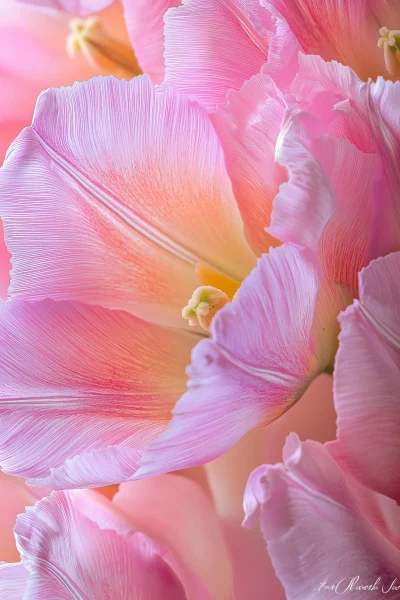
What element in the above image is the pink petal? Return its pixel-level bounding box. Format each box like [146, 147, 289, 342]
[18, 0, 114, 16]
[0, 473, 40, 562]
[244, 434, 400, 600]
[0, 562, 28, 599]
[114, 475, 234, 600]
[212, 71, 286, 255]
[15, 491, 187, 599]
[247, 0, 301, 89]
[0, 76, 254, 327]
[123, 0, 179, 84]
[259, 0, 390, 80]
[330, 252, 400, 504]
[270, 59, 400, 296]
[0, 0, 101, 163]
[0, 299, 193, 488]
[164, 0, 267, 111]
[135, 244, 332, 478]
[0, 220, 11, 300]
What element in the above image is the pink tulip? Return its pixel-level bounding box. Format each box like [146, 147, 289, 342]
[253, 0, 400, 81]
[0, 0, 97, 163]
[1, 0, 400, 487]
[0, 0, 163, 165]
[0, 377, 335, 599]
[244, 433, 400, 600]
[135, 55, 400, 476]
[0, 476, 231, 599]
[0, 0, 294, 486]
[243, 251, 400, 599]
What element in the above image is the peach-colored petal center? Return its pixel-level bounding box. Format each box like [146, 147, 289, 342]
[67, 16, 141, 78]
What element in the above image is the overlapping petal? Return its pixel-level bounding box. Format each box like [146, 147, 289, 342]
[6, 490, 187, 599]
[123, 0, 179, 84]
[0, 75, 255, 327]
[0, 473, 41, 563]
[114, 475, 234, 600]
[251, 0, 400, 80]
[270, 55, 400, 296]
[329, 252, 400, 505]
[0, 0, 101, 163]
[211, 71, 286, 254]
[0, 563, 28, 600]
[244, 433, 400, 600]
[136, 244, 338, 477]
[0, 299, 194, 488]
[164, 0, 267, 111]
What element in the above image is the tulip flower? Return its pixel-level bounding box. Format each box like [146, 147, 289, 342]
[0, 475, 236, 599]
[257, 0, 400, 80]
[0, 0, 132, 163]
[135, 53, 400, 476]
[2, 0, 400, 487]
[244, 252, 400, 598]
[0, 377, 335, 599]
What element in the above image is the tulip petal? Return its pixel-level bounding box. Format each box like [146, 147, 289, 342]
[0, 473, 41, 562]
[269, 59, 400, 296]
[123, 0, 179, 84]
[212, 71, 286, 255]
[257, 0, 388, 80]
[244, 434, 400, 600]
[0, 220, 10, 300]
[288, 56, 400, 262]
[18, 0, 113, 16]
[164, 0, 267, 111]
[0, 562, 28, 599]
[330, 252, 400, 504]
[136, 244, 329, 477]
[15, 491, 187, 599]
[0, 299, 194, 488]
[114, 475, 234, 600]
[0, 76, 254, 327]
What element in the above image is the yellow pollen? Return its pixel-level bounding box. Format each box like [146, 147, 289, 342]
[182, 286, 231, 332]
[66, 17, 142, 79]
[378, 26, 400, 77]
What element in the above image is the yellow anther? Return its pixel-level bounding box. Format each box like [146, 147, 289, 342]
[66, 17, 141, 79]
[182, 286, 231, 332]
[378, 26, 400, 78]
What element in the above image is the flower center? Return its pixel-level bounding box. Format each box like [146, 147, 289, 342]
[67, 17, 142, 79]
[182, 286, 231, 331]
[378, 26, 400, 77]
[182, 264, 240, 331]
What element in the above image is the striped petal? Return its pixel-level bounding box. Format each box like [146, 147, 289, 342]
[164, 0, 267, 111]
[0, 76, 255, 328]
[270, 56, 400, 297]
[135, 244, 340, 477]
[0, 299, 193, 488]
[13, 490, 187, 599]
[244, 434, 400, 600]
[253, 0, 399, 80]
[123, 0, 179, 84]
[330, 252, 400, 504]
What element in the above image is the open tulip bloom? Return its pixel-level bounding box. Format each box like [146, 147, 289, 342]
[0, 0, 400, 598]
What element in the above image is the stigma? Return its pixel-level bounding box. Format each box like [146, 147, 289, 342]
[182, 286, 231, 332]
[67, 17, 142, 79]
[378, 26, 400, 77]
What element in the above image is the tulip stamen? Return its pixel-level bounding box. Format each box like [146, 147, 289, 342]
[182, 286, 230, 331]
[67, 17, 142, 79]
[378, 26, 400, 77]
